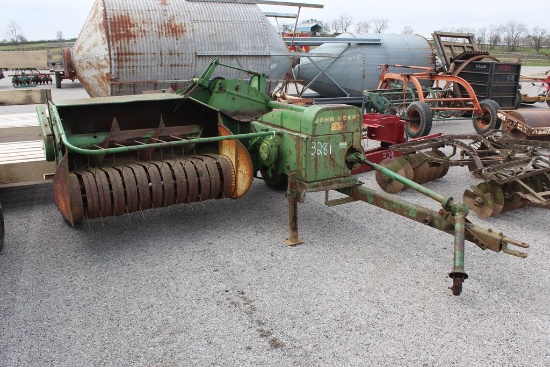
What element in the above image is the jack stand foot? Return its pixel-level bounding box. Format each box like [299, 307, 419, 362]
[284, 237, 303, 246]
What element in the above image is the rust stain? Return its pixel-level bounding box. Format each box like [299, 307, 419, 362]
[109, 14, 146, 41]
[165, 16, 187, 40]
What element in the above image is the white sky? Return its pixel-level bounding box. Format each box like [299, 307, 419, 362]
[1, 0, 547, 42]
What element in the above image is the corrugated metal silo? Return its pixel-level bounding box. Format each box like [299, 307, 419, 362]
[294, 33, 435, 98]
[68, 0, 291, 97]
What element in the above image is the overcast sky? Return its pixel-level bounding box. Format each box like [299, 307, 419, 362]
[1, 0, 547, 42]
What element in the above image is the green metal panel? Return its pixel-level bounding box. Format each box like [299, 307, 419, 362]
[300, 133, 356, 182]
[299, 105, 362, 136]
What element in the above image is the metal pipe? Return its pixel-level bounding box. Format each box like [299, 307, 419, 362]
[448, 204, 469, 295]
[359, 155, 453, 209]
[450, 206, 468, 277]
[59, 130, 279, 156]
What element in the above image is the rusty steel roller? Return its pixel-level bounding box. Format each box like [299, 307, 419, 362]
[501, 110, 550, 140]
[58, 154, 237, 223]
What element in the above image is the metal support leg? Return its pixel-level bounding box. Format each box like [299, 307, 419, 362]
[449, 204, 469, 296]
[285, 171, 303, 246]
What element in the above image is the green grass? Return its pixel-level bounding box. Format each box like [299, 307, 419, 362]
[0, 40, 76, 51]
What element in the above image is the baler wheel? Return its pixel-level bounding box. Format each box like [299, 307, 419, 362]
[154, 161, 176, 207]
[131, 164, 152, 211]
[79, 171, 100, 219]
[165, 160, 188, 204]
[261, 169, 288, 190]
[206, 154, 236, 198]
[200, 157, 222, 200]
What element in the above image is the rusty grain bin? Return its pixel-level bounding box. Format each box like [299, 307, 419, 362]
[65, 0, 291, 97]
[294, 33, 435, 98]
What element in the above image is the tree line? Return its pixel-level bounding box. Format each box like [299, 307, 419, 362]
[285, 15, 550, 54]
[2, 21, 65, 44]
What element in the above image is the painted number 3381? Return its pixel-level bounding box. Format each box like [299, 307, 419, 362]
[310, 142, 333, 156]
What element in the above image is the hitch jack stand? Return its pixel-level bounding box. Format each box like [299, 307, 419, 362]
[285, 171, 303, 246]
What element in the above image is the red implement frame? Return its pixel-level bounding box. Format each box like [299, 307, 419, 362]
[353, 114, 405, 174]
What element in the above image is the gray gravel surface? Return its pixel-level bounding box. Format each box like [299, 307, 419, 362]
[1, 67, 549, 366]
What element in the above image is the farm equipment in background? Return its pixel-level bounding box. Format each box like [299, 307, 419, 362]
[373, 132, 550, 217]
[364, 64, 502, 138]
[431, 31, 521, 110]
[37, 59, 528, 295]
[498, 110, 550, 140]
[10, 69, 37, 88]
[518, 71, 550, 107]
[351, 113, 406, 175]
[9, 68, 53, 88]
[0, 89, 54, 253]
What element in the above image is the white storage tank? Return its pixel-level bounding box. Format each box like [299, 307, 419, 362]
[294, 33, 436, 98]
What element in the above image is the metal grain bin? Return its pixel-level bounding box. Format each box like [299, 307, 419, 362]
[294, 33, 435, 98]
[67, 0, 291, 97]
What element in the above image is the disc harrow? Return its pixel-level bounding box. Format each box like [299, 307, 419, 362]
[376, 149, 451, 192]
[61, 155, 236, 223]
[378, 132, 550, 217]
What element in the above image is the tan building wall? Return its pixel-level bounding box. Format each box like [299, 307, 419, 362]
[0, 51, 48, 69]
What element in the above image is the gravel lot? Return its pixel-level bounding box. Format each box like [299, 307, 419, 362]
[0, 67, 549, 366]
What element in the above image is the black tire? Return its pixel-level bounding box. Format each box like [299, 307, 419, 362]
[55, 72, 62, 89]
[405, 101, 432, 138]
[484, 99, 502, 129]
[473, 99, 499, 134]
[514, 90, 522, 110]
[0, 200, 4, 252]
[260, 169, 287, 190]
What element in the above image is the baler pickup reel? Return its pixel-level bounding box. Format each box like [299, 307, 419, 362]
[39, 59, 528, 295]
